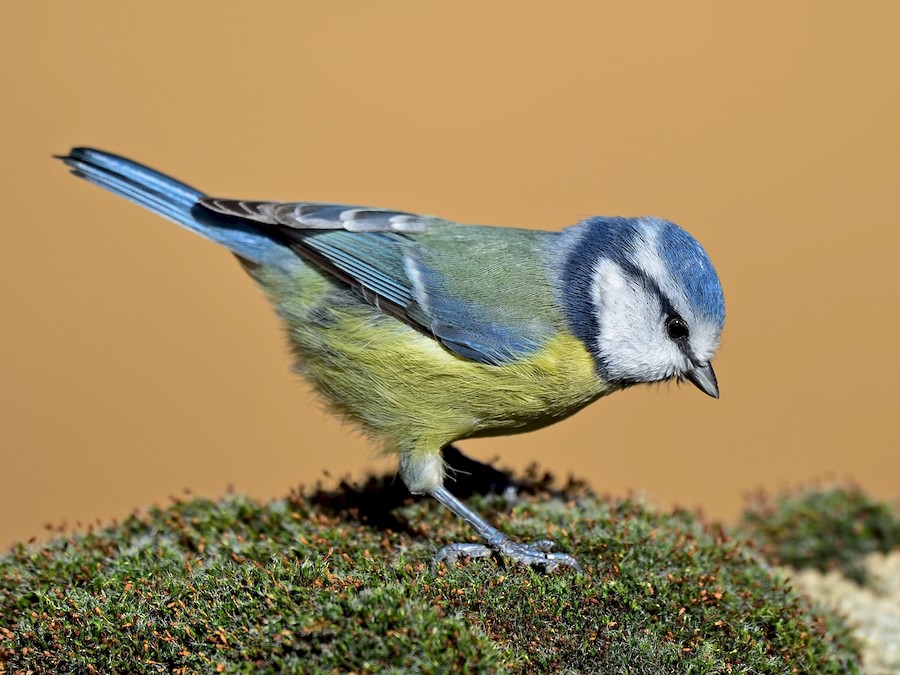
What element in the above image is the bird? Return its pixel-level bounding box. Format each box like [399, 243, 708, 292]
[57, 148, 725, 572]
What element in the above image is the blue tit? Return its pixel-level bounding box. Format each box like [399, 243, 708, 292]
[57, 148, 725, 571]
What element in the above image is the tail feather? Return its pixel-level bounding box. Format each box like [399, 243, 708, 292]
[57, 148, 296, 269]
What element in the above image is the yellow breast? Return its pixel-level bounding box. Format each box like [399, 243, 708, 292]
[299, 311, 612, 452]
[250, 263, 612, 454]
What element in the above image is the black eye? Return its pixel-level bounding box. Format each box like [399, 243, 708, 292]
[665, 316, 690, 341]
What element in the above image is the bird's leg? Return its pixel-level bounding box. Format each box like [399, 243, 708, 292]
[429, 485, 581, 572]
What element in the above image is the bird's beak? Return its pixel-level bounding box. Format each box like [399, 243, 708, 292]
[686, 362, 719, 399]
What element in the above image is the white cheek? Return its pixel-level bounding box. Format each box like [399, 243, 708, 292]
[592, 260, 687, 382]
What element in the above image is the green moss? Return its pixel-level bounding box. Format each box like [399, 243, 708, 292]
[1, 485, 860, 673]
[739, 485, 900, 584]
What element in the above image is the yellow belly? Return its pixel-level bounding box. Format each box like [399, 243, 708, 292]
[250, 263, 612, 454]
[299, 310, 610, 452]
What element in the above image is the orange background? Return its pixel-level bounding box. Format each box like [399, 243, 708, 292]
[2, 3, 899, 547]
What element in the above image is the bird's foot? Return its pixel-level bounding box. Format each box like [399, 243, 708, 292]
[434, 538, 582, 573]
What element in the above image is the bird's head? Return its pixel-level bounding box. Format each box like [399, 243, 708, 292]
[557, 216, 725, 397]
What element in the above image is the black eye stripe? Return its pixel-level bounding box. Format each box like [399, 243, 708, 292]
[619, 260, 681, 322]
[622, 260, 694, 345]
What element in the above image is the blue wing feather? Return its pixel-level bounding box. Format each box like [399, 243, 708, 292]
[300, 231, 415, 308]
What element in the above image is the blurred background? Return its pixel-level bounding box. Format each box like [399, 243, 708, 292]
[2, 3, 898, 547]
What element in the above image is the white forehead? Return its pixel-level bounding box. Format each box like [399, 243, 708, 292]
[627, 220, 687, 311]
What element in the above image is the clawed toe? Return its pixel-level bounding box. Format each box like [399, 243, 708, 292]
[522, 539, 556, 554]
[434, 542, 493, 565]
[434, 539, 581, 573]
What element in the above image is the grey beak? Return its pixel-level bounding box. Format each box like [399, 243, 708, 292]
[686, 362, 719, 399]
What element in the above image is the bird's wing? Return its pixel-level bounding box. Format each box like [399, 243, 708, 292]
[399, 224, 566, 364]
[199, 198, 565, 365]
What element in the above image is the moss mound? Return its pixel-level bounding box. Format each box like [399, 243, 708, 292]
[1, 482, 860, 673]
[740, 485, 900, 584]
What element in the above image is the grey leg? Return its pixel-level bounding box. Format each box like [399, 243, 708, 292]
[430, 485, 581, 573]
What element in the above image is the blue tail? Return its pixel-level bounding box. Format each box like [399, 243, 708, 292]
[57, 148, 296, 270]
